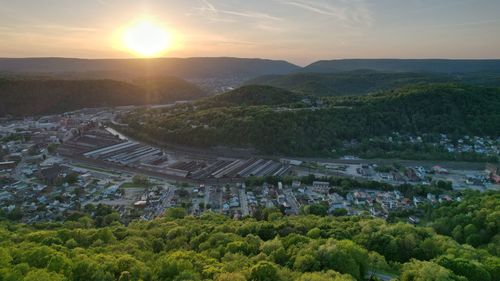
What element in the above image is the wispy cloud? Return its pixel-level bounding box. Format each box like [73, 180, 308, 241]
[191, 0, 283, 23]
[276, 0, 373, 27]
[199, 0, 217, 13]
[219, 10, 282, 21]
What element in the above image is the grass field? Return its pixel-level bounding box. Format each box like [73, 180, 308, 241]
[120, 182, 148, 189]
[72, 163, 121, 175]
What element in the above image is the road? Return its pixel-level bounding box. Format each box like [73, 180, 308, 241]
[219, 187, 223, 213]
[367, 270, 396, 281]
[154, 186, 175, 218]
[239, 188, 249, 216]
[204, 186, 210, 209]
[284, 189, 300, 215]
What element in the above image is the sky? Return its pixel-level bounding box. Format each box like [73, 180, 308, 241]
[0, 0, 499, 65]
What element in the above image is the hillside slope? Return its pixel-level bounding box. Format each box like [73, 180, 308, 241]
[205, 85, 303, 107]
[247, 71, 456, 96]
[0, 57, 300, 79]
[122, 84, 500, 158]
[0, 77, 205, 116]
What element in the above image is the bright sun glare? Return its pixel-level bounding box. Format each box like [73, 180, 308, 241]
[122, 20, 171, 57]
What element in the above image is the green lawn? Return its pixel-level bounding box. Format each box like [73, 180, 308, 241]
[120, 182, 147, 189]
[72, 163, 120, 175]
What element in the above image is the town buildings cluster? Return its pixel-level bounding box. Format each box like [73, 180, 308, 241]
[0, 107, 498, 224]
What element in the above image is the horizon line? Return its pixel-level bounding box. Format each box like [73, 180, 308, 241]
[2, 56, 500, 68]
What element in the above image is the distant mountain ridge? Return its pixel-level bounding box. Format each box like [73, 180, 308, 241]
[0, 57, 300, 79]
[3, 58, 500, 82]
[303, 59, 500, 73]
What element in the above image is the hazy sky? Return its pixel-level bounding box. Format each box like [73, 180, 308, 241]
[1, 0, 499, 65]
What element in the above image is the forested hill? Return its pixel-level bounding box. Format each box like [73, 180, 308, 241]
[247, 71, 450, 96]
[0, 77, 205, 116]
[201, 85, 304, 107]
[247, 70, 500, 97]
[0, 191, 497, 281]
[122, 83, 500, 158]
[0, 57, 300, 79]
[303, 59, 500, 73]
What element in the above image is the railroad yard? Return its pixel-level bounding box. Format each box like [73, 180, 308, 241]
[58, 127, 291, 182]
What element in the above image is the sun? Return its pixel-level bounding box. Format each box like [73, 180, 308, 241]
[122, 20, 171, 57]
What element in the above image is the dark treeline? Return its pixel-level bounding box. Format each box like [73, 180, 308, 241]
[0, 77, 205, 116]
[248, 70, 455, 96]
[427, 192, 500, 251]
[247, 70, 500, 97]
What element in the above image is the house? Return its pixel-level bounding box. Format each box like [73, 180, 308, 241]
[427, 193, 436, 201]
[432, 166, 449, 174]
[438, 195, 452, 203]
[0, 191, 13, 202]
[487, 166, 500, 184]
[0, 161, 16, 171]
[346, 193, 354, 202]
[408, 216, 420, 225]
[292, 180, 301, 189]
[329, 193, 346, 211]
[413, 196, 424, 207]
[312, 181, 330, 189]
[354, 192, 367, 206]
[103, 184, 119, 195]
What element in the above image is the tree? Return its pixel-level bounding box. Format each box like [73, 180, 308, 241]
[64, 173, 79, 184]
[331, 208, 348, 217]
[118, 271, 132, 281]
[65, 239, 78, 249]
[154, 253, 200, 281]
[0, 248, 12, 268]
[256, 223, 276, 241]
[436, 256, 491, 281]
[165, 208, 187, 219]
[215, 272, 247, 281]
[317, 240, 368, 281]
[72, 258, 110, 281]
[152, 238, 165, 254]
[132, 175, 149, 186]
[250, 261, 279, 281]
[400, 260, 466, 281]
[23, 269, 65, 281]
[47, 144, 59, 154]
[308, 204, 328, 216]
[294, 254, 320, 272]
[296, 270, 356, 281]
[306, 228, 321, 239]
